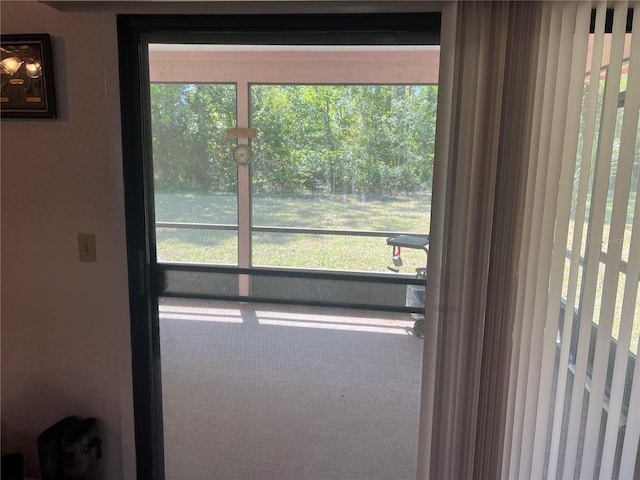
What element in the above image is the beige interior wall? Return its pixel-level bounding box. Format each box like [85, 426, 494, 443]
[0, 2, 135, 478]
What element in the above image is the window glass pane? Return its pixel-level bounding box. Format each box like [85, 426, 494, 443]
[150, 83, 238, 264]
[250, 84, 436, 273]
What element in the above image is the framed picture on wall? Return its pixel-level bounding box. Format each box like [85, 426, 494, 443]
[1, 33, 57, 118]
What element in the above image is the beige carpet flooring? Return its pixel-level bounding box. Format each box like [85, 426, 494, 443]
[159, 298, 424, 480]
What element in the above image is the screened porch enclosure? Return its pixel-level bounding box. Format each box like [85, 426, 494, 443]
[148, 44, 439, 309]
[146, 36, 440, 479]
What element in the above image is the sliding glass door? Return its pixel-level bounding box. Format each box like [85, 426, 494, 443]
[119, 13, 441, 479]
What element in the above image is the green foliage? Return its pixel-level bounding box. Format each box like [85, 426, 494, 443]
[150, 83, 237, 193]
[150, 83, 438, 196]
[251, 84, 437, 195]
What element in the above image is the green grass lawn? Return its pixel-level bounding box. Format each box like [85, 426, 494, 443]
[155, 192, 431, 274]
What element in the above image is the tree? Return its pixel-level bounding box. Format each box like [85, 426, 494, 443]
[151, 83, 237, 193]
[151, 82, 439, 196]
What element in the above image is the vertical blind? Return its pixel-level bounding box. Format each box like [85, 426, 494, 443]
[506, 2, 639, 479]
[425, 1, 511, 478]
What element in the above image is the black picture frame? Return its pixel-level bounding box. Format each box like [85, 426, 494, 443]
[1, 34, 57, 119]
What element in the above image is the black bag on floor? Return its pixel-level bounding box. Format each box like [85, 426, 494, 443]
[1, 452, 24, 480]
[37, 416, 81, 480]
[62, 417, 102, 480]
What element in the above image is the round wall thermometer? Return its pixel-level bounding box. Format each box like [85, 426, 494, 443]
[233, 144, 252, 165]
